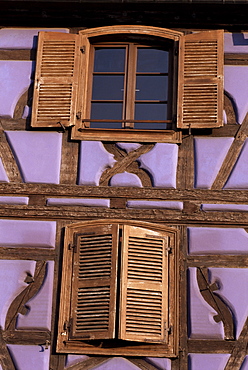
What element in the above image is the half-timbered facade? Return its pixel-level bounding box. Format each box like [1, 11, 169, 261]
[0, 1, 248, 369]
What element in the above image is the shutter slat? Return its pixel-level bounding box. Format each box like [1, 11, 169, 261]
[70, 224, 119, 340]
[119, 225, 169, 343]
[177, 30, 224, 129]
[31, 32, 80, 128]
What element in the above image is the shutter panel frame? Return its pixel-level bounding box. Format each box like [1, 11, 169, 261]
[177, 29, 224, 129]
[31, 31, 80, 128]
[70, 224, 119, 340]
[119, 225, 170, 344]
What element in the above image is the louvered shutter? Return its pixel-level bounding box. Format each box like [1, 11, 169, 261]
[31, 32, 80, 128]
[70, 224, 119, 340]
[177, 30, 224, 129]
[119, 225, 169, 343]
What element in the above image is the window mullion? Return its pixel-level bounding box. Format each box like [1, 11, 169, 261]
[125, 44, 137, 129]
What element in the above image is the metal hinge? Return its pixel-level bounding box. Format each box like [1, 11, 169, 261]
[166, 246, 172, 254]
[80, 46, 85, 53]
[166, 325, 173, 335]
[63, 319, 72, 333]
[76, 111, 81, 120]
[68, 243, 77, 253]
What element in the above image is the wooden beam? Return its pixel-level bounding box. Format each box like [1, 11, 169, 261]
[211, 114, 248, 190]
[224, 317, 248, 370]
[0, 329, 15, 370]
[188, 340, 234, 353]
[0, 124, 22, 182]
[177, 135, 194, 190]
[60, 131, 79, 185]
[66, 357, 110, 370]
[188, 255, 248, 268]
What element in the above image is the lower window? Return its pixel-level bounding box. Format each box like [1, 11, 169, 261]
[57, 220, 179, 357]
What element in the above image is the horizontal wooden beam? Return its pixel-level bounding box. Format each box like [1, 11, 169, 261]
[0, 183, 248, 202]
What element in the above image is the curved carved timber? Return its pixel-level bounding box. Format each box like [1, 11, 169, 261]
[196, 267, 234, 340]
[100, 143, 153, 186]
[5, 260, 47, 332]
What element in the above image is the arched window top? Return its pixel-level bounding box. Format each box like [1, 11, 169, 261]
[79, 25, 183, 41]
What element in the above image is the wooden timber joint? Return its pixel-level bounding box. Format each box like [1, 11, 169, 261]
[183, 201, 200, 214]
[110, 197, 126, 209]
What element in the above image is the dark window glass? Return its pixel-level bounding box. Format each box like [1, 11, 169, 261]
[94, 48, 126, 72]
[137, 48, 168, 73]
[92, 76, 124, 100]
[135, 76, 168, 101]
[91, 102, 123, 129]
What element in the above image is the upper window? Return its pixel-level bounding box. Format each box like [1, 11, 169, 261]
[31, 26, 224, 143]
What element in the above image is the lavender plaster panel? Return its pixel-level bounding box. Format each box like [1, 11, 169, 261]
[0, 28, 69, 49]
[188, 354, 230, 370]
[138, 143, 178, 188]
[225, 139, 248, 189]
[6, 131, 62, 184]
[0, 260, 36, 328]
[210, 268, 248, 338]
[224, 66, 248, 124]
[127, 200, 183, 210]
[47, 198, 110, 207]
[0, 219, 56, 248]
[7, 345, 50, 370]
[78, 141, 116, 186]
[116, 143, 142, 153]
[194, 137, 233, 189]
[241, 356, 248, 370]
[66, 355, 89, 368]
[188, 227, 248, 255]
[146, 358, 171, 370]
[110, 172, 142, 187]
[17, 261, 54, 330]
[224, 33, 248, 53]
[188, 268, 224, 339]
[94, 358, 140, 370]
[0, 196, 28, 205]
[0, 61, 33, 118]
[0, 158, 9, 182]
[202, 204, 248, 212]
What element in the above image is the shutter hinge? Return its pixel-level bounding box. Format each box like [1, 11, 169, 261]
[62, 319, 72, 334]
[166, 246, 172, 254]
[80, 46, 85, 53]
[166, 325, 173, 335]
[76, 112, 81, 120]
[68, 243, 77, 253]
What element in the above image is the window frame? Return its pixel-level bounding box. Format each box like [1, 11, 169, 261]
[71, 26, 183, 143]
[57, 219, 179, 357]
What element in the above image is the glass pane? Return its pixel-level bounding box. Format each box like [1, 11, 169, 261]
[92, 75, 124, 100]
[136, 76, 168, 101]
[94, 48, 126, 72]
[91, 102, 123, 129]
[134, 103, 168, 129]
[137, 48, 169, 73]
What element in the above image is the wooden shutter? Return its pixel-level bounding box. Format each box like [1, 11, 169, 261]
[119, 225, 169, 343]
[31, 32, 80, 128]
[177, 30, 224, 129]
[70, 224, 119, 340]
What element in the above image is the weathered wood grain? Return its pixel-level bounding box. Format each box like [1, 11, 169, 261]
[177, 135, 194, 190]
[188, 340, 234, 353]
[60, 131, 79, 184]
[188, 255, 248, 268]
[1, 183, 248, 203]
[211, 114, 248, 190]
[0, 124, 22, 182]
[224, 317, 248, 369]
[0, 329, 15, 370]
[0, 247, 55, 261]
[3, 330, 50, 345]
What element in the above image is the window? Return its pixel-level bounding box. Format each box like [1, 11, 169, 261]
[57, 220, 179, 357]
[31, 26, 224, 142]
